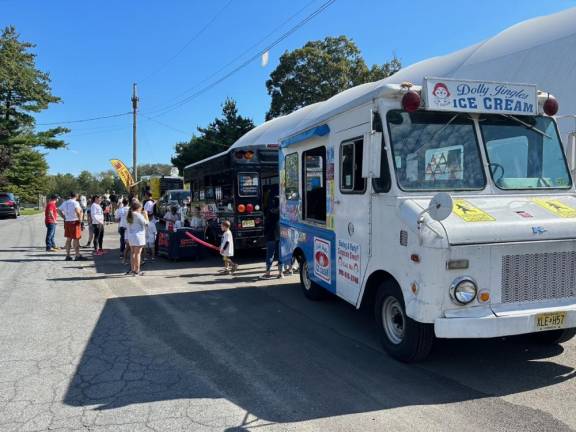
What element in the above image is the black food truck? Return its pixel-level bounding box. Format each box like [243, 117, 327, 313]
[184, 143, 279, 249]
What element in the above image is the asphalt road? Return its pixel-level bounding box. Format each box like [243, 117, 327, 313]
[0, 215, 574, 432]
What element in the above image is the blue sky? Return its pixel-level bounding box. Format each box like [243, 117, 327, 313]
[2, 0, 575, 175]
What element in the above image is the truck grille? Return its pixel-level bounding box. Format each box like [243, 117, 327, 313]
[501, 252, 576, 303]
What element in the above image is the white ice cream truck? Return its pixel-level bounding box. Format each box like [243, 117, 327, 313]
[278, 77, 576, 362]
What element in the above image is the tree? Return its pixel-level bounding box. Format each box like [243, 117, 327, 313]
[137, 163, 173, 177]
[77, 170, 97, 195]
[45, 173, 78, 199]
[4, 148, 48, 202]
[265, 36, 401, 119]
[171, 98, 254, 171]
[0, 26, 68, 192]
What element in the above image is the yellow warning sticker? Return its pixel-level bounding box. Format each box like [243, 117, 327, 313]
[452, 199, 495, 222]
[532, 198, 576, 218]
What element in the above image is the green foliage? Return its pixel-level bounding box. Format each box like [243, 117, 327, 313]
[0, 25, 68, 196]
[45, 165, 168, 199]
[4, 148, 48, 202]
[45, 173, 78, 199]
[138, 163, 173, 176]
[265, 36, 401, 119]
[171, 98, 254, 171]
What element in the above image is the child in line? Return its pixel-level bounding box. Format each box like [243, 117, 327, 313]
[146, 217, 157, 260]
[220, 220, 238, 274]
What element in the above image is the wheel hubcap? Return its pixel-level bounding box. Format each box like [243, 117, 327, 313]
[302, 262, 311, 290]
[382, 296, 405, 345]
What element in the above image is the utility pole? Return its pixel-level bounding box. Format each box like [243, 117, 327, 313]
[131, 83, 139, 182]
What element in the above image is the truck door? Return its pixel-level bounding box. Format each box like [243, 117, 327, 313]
[332, 126, 371, 303]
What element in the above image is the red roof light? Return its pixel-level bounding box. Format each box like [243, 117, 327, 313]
[543, 97, 559, 116]
[402, 91, 421, 113]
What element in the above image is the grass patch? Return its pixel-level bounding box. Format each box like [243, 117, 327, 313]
[20, 208, 43, 216]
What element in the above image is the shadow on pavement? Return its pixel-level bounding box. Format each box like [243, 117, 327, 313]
[89, 245, 267, 276]
[63, 283, 575, 422]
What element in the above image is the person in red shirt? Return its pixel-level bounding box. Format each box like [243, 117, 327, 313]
[45, 195, 59, 251]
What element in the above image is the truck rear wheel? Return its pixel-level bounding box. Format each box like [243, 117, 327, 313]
[530, 328, 576, 345]
[299, 258, 325, 301]
[375, 281, 434, 362]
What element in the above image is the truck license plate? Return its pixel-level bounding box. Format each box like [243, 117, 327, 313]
[241, 220, 255, 228]
[535, 312, 566, 331]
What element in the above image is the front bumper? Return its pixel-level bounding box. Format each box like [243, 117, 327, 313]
[0, 207, 17, 216]
[435, 303, 576, 338]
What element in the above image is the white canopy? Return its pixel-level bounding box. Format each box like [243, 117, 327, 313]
[226, 6, 576, 151]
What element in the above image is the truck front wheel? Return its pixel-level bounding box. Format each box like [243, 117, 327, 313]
[299, 258, 325, 301]
[375, 281, 434, 362]
[530, 328, 576, 345]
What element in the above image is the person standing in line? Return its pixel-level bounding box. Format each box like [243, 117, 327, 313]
[115, 197, 129, 260]
[109, 191, 118, 220]
[58, 192, 85, 261]
[44, 194, 59, 252]
[84, 197, 94, 248]
[146, 216, 157, 260]
[79, 195, 87, 221]
[219, 220, 238, 274]
[126, 201, 148, 276]
[260, 196, 283, 279]
[90, 195, 105, 255]
[101, 195, 111, 224]
[143, 191, 155, 219]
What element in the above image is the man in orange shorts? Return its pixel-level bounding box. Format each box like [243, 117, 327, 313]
[58, 192, 86, 261]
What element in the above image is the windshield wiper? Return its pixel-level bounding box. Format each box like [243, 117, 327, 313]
[503, 115, 551, 139]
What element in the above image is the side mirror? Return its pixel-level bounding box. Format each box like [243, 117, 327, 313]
[428, 192, 453, 221]
[362, 131, 382, 178]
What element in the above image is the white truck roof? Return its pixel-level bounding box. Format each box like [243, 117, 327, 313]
[242, 7, 576, 147]
[188, 6, 576, 165]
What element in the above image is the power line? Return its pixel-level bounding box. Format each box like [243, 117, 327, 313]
[143, 0, 319, 115]
[138, 0, 234, 84]
[36, 0, 334, 130]
[141, 114, 192, 136]
[145, 0, 336, 118]
[65, 124, 132, 138]
[37, 112, 132, 126]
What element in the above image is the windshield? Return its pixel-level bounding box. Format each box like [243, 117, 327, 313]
[480, 115, 571, 189]
[168, 191, 190, 202]
[387, 110, 486, 191]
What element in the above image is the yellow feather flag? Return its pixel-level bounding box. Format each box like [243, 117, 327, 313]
[109, 159, 135, 190]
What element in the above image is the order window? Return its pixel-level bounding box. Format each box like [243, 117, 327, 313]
[302, 147, 326, 223]
[340, 138, 366, 193]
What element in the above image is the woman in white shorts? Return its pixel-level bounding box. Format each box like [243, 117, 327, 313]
[126, 200, 148, 276]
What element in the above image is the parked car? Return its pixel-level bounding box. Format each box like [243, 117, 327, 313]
[0, 193, 20, 218]
[157, 189, 191, 217]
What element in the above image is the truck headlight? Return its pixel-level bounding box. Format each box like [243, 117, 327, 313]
[450, 277, 477, 305]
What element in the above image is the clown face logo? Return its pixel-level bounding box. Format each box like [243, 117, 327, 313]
[432, 82, 451, 106]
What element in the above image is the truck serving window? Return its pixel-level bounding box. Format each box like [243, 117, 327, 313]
[387, 110, 485, 191]
[302, 147, 326, 223]
[340, 138, 366, 193]
[284, 153, 299, 200]
[480, 115, 571, 190]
